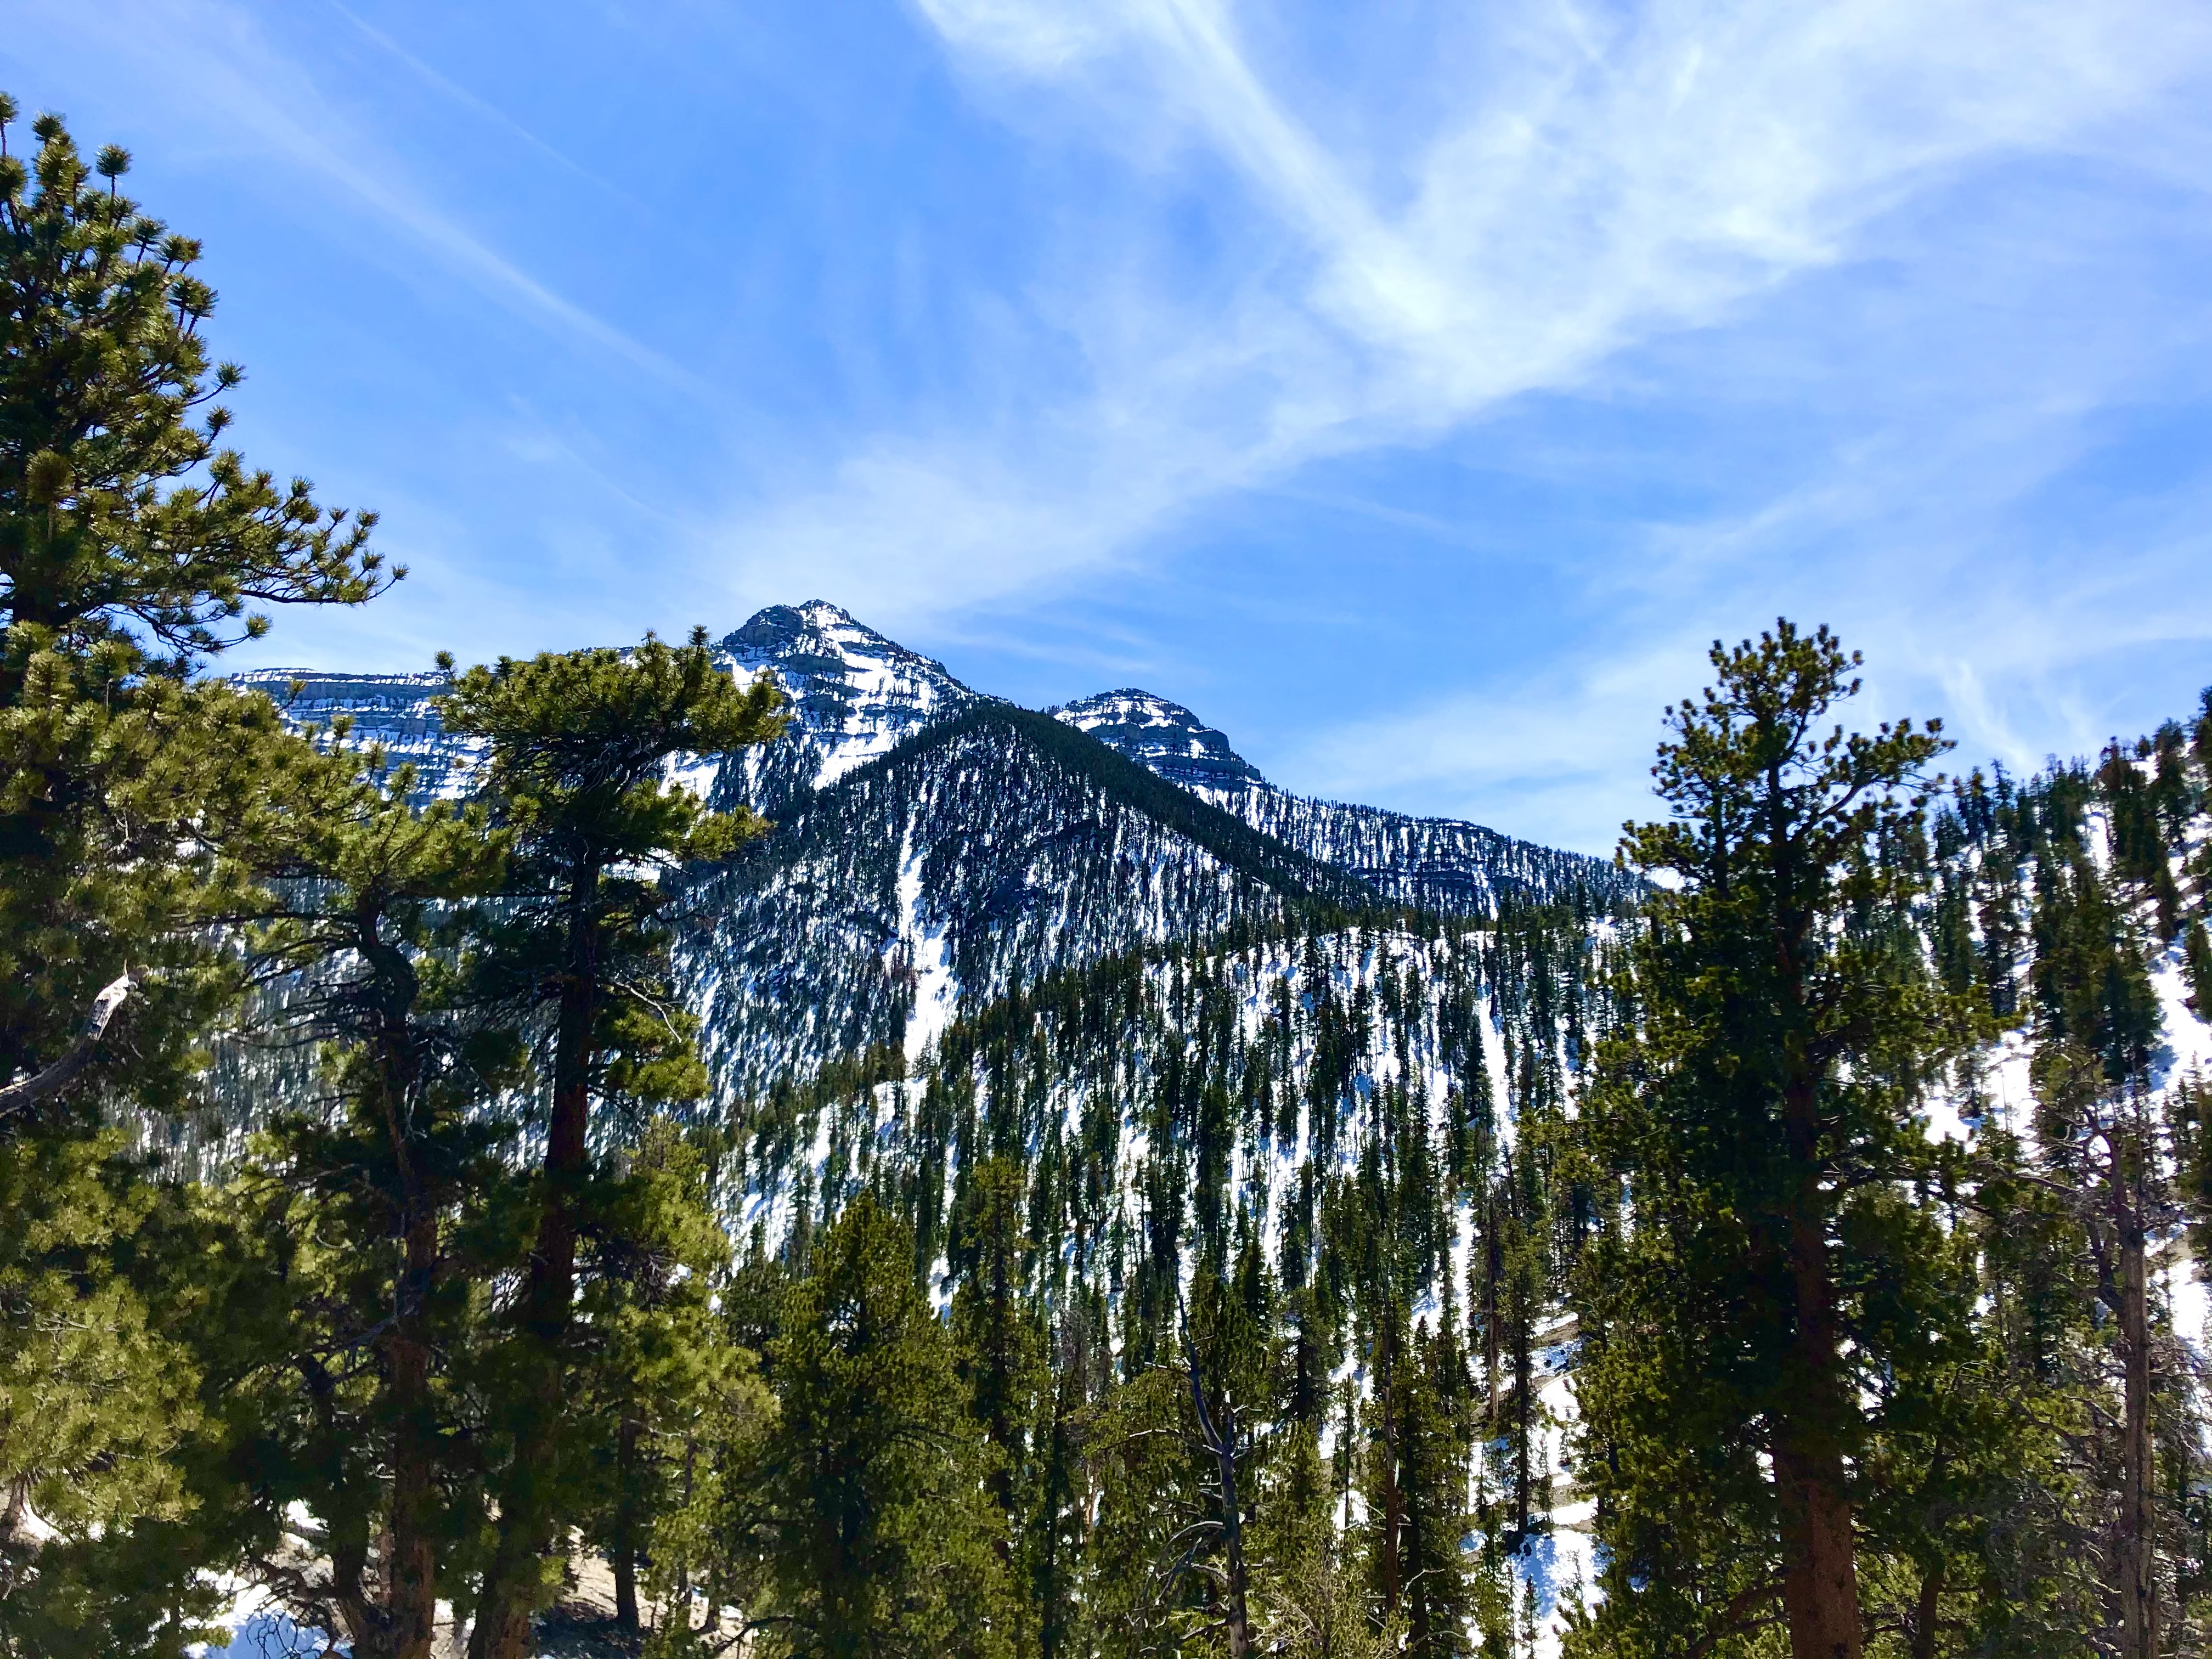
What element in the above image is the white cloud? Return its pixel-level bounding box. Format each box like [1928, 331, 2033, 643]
[1286, 634, 1700, 855]
[16, 0, 2208, 844]
[911, 0, 1128, 73]
[713, 0, 2212, 625]
[1284, 404, 2212, 851]
[708, 0, 2212, 846]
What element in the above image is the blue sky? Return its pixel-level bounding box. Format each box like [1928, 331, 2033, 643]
[9, 0, 2212, 853]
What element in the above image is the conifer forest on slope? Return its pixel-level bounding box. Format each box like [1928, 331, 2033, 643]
[7, 97, 2212, 1659]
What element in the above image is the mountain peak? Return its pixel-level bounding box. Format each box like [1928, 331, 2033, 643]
[720, 601, 980, 794]
[724, 599, 878, 656]
[1052, 688, 1265, 791]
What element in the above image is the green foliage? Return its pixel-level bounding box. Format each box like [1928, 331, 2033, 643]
[729, 1193, 1014, 1658]
[441, 629, 782, 874]
[432, 630, 784, 1659]
[578, 1121, 756, 1640]
[867, 705, 1375, 915]
[1573, 622, 1974, 1659]
[184, 762, 525, 1658]
[8, 129, 2212, 1659]
[951, 1157, 1052, 1646]
[0, 99, 388, 671]
[2183, 919, 2212, 1026]
[0, 92, 392, 1655]
[0, 1130, 219, 1658]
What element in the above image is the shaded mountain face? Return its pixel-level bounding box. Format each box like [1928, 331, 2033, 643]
[1053, 686, 1621, 918]
[682, 704, 1375, 1096]
[238, 599, 1634, 1096]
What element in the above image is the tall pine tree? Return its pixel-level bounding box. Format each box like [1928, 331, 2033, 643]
[1574, 622, 1969, 1659]
[441, 632, 783, 1659]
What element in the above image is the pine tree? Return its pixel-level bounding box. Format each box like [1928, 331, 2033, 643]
[442, 631, 783, 1659]
[1573, 623, 1969, 1659]
[726, 1192, 1013, 1658]
[0, 93, 392, 1655]
[201, 759, 517, 1659]
[2022, 857, 2177, 1656]
[1088, 1364, 1195, 1658]
[2182, 920, 2212, 1025]
[950, 1156, 1049, 1649]
[1034, 1307, 1104, 1659]
[0, 92, 390, 1107]
[578, 1119, 748, 1640]
[1392, 1320, 1471, 1657]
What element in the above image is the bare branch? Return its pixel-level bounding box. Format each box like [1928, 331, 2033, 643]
[0, 968, 140, 1115]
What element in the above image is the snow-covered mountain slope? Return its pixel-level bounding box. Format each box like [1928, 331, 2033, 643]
[234, 601, 1633, 1095]
[730, 908, 1600, 1647]
[1205, 786, 1629, 917]
[681, 703, 1375, 1096]
[1053, 686, 1639, 916]
[228, 668, 483, 799]
[720, 600, 985, 813]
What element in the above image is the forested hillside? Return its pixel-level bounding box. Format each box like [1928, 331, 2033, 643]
[695, 651, 2212, 1659]
[1054, 689, 1646, 917]
[680, 702, 1383, 1097]
[715, 894, 1609, 1657]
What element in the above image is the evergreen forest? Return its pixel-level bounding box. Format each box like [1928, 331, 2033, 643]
[7, 98, 2212, 1659]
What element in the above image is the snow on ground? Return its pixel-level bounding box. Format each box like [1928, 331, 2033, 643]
[896, 834, 958, 1069]
[2149, 839, 2212, 1352]
[1526, 1498, 1599, 1659]
[750, 601, 973, 791]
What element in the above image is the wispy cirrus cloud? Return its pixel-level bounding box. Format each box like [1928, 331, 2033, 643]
[12, 0, 690, 391]
[698, 0, 2212, 630]
[10, 0, 2209, 849]
[721, 0, 2212, 845]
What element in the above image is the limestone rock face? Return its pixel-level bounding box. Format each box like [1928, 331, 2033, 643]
[720, 600, 986, 811]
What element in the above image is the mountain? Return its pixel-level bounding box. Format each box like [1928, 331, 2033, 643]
[237, 602, 979, 811]
[216, 612, 2212, 1659]
[238, 600, 1634, 1096]
[228, 668, 483, 799]
[1055, 685, 1625, 917]
[1051, 689, 1265, 791]
[719, 601, 984, 814]
[682, 702, 1383, 1094]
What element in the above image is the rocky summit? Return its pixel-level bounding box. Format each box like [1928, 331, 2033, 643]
[1051, 689, 1266, 791]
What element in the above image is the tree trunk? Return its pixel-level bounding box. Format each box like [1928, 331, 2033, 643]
[1377, 1331, 1403, 1615]
[1188, 1338, 1252, 1659]
[1482, 1203, 1502, 1429]
[385, 1200, 441, 1659]
[1338, 1375, 1357, 1530]
[473, 893, 602, 1659]
[1775, 1076, 1862, 1659]
[2119, 1177, 2157, 1659]
[614, 1413, 641, 1634]
[368, 940, 440, 1659]
[0, 967, 137, 1115]
[1908, 1559, 1944, 1659]
[1513, 1293, 1533, 1543]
